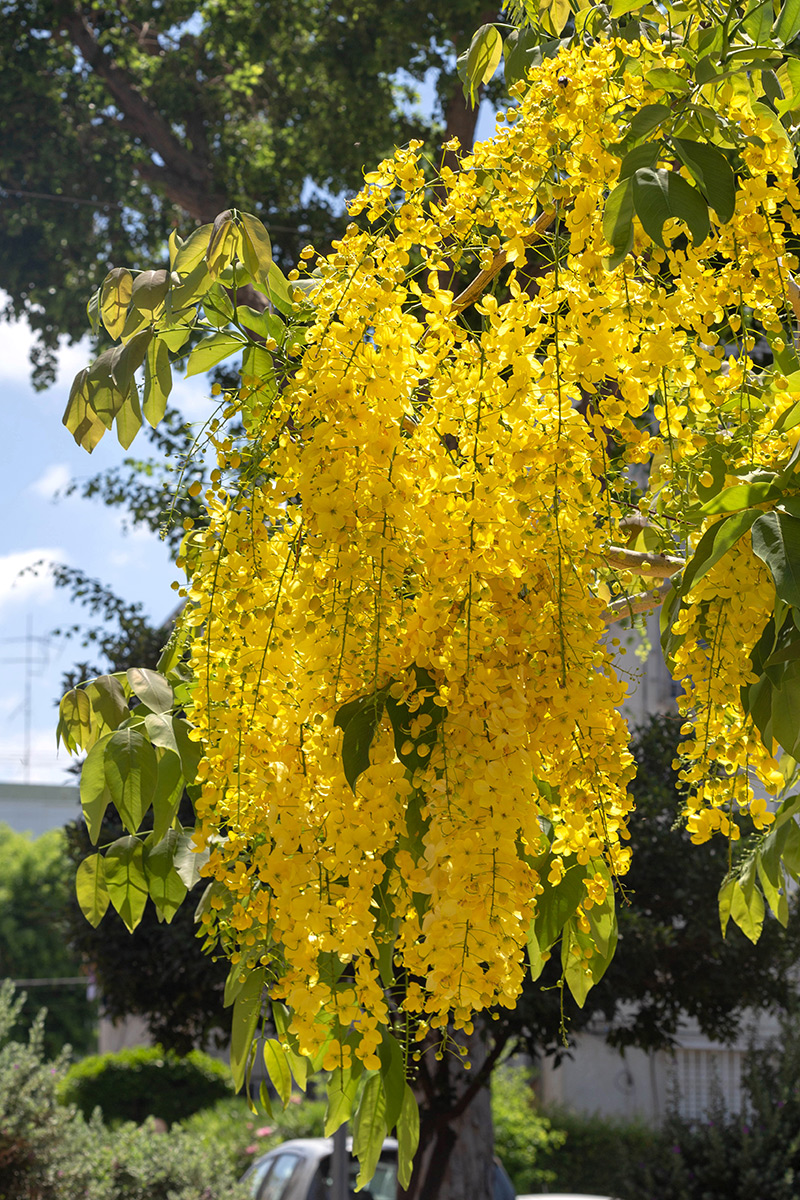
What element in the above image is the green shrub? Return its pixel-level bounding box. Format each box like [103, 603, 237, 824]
[535, 1106, 665, 1200]
[59, 1044, 233, 1126]
[0, 981, 250, 1200]
[491, 1062, 564, 1193]
[180, 1091, 327, 1177]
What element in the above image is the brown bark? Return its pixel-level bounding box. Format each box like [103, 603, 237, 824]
[399, 1020, 504, 1200]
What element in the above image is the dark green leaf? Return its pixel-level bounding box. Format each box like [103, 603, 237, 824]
[603, 178, 635, 268]
[334, 689, 388, 793]
[172, 717, 203, 783]
[534, 861, 588, 954]
[151, 747, 185, 843]
[752, 511, 800, 607]
[645, 68, 691, 92]
[62, 367, 107, 453]
[632, 167, 710, 248]
[618, 142, 661, 180]
[378, 1031, 405, 1132]
[230, 968, 265, 1092]
[629, 103, 671, 139]
[672, 138, 736, 222]
[385, 667, 446, 776]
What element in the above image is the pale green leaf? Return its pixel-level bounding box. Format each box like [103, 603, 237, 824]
[104, 835, 148, 932]
[185, 332, 243, 378]
[76, 853, 110, 927]
[464, 25, 503, 102]
[100, 268, 133, 339]
[150, 747, 184, 844]
[353, 1073, 388, 1192]
[104, 728, 158, 834]
[263, 1040, 292, 1108]
[172, 223, 213, 277]
[127, 667, 174, 714]
[174, 828, 210, 889]
[396, 1085, 420, 1192]
[143, 828, 188, 922]
[80, 733, 113, 844]
[143, 338, 172, 428]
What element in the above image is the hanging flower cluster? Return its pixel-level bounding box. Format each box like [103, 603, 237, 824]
[176, 37, 800, 1066]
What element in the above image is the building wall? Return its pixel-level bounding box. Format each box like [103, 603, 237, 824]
[0, 780, 80, 837]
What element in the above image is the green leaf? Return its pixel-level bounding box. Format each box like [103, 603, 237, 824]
[174, 828, 210, 888]
[756, 849, 790, 926]
[629, 103, 672, 139]
[76, 853, 110, 927]
[143, 338, 172, 428]
[603, 178, 635, 269]
[206, 210, 240, 277]
[263, 1039, 292, 1108]
[752, 511, 800, 608]
[100, 268, 133, 339]
[464, 25, 503, 101]
[115, 385, 143, 450]
[325, 1061, 363, 1135]
[384, 667, 446, 776]
[240, 213, 273, 293]
[645, 67, 690, 93]
[534, 860, 588, 954]
[681, 509, 761, 596]
[173, 223, 214, 277]
[769, 661, 800, 757]
[238, 304, 285, 343]
[775, 0, 800, 45]
[150, 747, 185, 844]
[265, 263, 295, 314]
[562, 921, 593, 1007]
[185, 332, 244, 378]
[353, 1073, 388, 1192]
[172, 717, 203, 783]
[539, 0, 572, 34]
[80, 733, 113, 844]
[730, 870, 765, 943]
[85, 674, 128, 736]
[143, 828, 188, 921]
[672, 138, 736, 223]
[632, 167, 710, 248]
[719, 875, 735, 936]
[396, 1084, 419, 1192]
[698, 479, 781, 516]
[62, 367, 107, 453]
[230, 968, 265, 1091]
[104, 835, 148, 932]
[334, 689, 388, 793]
[111, 328, 153, 394]
[618, 142, 661, 181]
[130, 268, 170, 316]
[57, 687, 93, 753]
[104, 728, 158, 834]
[378, 1032, 405, 1133]
[502, 26, 540, 88]
[741, 0, 775, 41]
[610, 0, 645, 13]
[127, 667, 174, 714]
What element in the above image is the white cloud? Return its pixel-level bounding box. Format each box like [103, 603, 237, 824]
[29, 463, 72, 500]
[0, 550, 65, 614]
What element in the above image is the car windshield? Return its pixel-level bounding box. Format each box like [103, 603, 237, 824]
[312, 1154, 396, 1200]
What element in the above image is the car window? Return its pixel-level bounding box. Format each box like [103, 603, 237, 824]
[257, 1152, 302, 1200]
[312, 1152, 397, 1200]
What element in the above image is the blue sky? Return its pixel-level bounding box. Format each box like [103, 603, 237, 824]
[0, 311, 212, 785]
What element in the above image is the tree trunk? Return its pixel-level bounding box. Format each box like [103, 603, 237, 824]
[398, 1021, 497, 1200]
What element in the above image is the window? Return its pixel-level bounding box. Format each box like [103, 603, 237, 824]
[257, 1153, 302, 1200]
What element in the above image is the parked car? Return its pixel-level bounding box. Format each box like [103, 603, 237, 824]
[242, 1137, 517, 1200]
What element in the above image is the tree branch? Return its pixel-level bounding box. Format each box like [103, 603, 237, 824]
[452, 209, 555, 314]
[58, 8, 221, 219]
[603, 579, 673, 626]
[604, 546, 685, 579]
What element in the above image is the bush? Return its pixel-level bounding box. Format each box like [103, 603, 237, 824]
[59, 1044, 233, 1126]
[491, 1063, 564, 1193]
[180, 1091, 327, 1177]
[534, 1106, 666, 1200]
[0, 981, 250, 1200]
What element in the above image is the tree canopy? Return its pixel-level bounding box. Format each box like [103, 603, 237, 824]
[2, 0, 493, 387]
[53, 0, 800, 1192]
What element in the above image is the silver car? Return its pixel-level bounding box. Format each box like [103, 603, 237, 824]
[243, 1137, 517, 1200]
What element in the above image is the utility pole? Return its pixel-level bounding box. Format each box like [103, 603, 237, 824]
[1, 616, 50, 782]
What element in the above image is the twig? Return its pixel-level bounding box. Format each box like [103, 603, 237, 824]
[451, 209, 556, 314]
